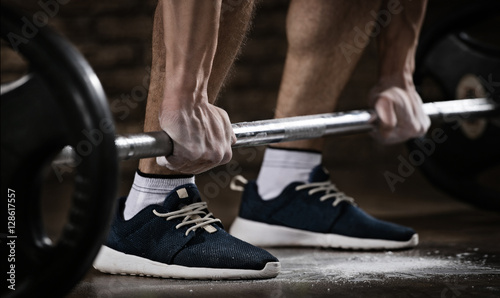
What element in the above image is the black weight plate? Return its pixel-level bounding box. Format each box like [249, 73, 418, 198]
[409, 2, 500, 211]
[1, 5, 118, 298]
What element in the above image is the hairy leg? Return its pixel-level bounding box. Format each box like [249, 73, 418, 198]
[139, 0, 255, 175]
[273, 0, 382, 151]
[208, 0, 256, 102]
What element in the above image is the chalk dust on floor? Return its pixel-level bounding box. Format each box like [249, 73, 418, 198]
[266, 248, 499, 283]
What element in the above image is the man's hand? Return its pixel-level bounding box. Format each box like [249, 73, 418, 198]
[371, 0, 429, 144]
[370, 82, 430, 144]
[144, 0, 233, 175]
[157, 96, 235, 174]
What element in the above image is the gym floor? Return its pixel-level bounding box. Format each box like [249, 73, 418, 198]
[42, 158, 500, 298]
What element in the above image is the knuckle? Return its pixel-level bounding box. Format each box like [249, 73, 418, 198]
[221, 149, 233, 164]
[210, 151, 224, 164]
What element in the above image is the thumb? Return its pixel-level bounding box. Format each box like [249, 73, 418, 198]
[374, 96, 397, 130]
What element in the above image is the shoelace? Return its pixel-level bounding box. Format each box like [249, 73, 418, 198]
[153, 202, 221, 236]
[295, 181, 355, 207]
[230, 175, 355, 207]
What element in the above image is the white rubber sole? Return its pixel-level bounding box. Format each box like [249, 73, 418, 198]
[93, 245, 280, 280]
[230, 217, 419, 250]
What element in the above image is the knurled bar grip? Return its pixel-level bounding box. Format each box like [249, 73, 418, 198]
[53, 98, 498, 166]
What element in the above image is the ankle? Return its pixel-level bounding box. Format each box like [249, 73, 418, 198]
[256, 147, 322, 200]
[123, 171, 195, 220]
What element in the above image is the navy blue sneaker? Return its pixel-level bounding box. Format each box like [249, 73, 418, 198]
[229, 166, 418, 250]
[93, 184, 280, 279]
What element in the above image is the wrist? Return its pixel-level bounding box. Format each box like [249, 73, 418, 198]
[160, 91, 209, 114]
[379, 47, 416, 79]
[161, 78, 209, 110]
[377, 71, 414, 90]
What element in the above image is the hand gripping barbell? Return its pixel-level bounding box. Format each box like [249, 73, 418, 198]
[1, 3, 499, 298]
[52, 97, 499, 166]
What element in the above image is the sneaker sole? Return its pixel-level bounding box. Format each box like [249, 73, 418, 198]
[93, 245, 280, 280]
[230, 217, 418, 250]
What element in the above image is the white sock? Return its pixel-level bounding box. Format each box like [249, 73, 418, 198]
[256, 147, 322, 200]
[123, 171, 195, 220]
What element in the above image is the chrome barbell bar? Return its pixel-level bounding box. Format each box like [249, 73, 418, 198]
[53, 97, 498, 166]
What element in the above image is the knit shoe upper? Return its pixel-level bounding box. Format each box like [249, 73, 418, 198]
[93, 184, 280, 279]
[230, 166, 418, 250]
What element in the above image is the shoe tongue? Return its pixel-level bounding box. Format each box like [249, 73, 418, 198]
[162, 184, 201, 210]
[308, 165, 330, 183]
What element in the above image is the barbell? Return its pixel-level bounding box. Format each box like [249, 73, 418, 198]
[51, 97, 498, 166]
[1, 2, 499, 298]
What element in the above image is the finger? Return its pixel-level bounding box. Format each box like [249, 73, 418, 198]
[215, 107, 236, 144]
[421, 115, 431, 135]
[220, 147, 233, 165]
[415, 109, 431, 136]
[375, 96, 398, 131]
[172, 160, 213, 175]
[229, 130, 237, 145]
[156, 155, 189, 172]
[409, 92, 431, 136]
[373, 129, 401, 145]
[373, 96, 398, 143]
[406, 109, 430, 138]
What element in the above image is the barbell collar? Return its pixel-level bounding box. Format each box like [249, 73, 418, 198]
[53, 97, 497, 166]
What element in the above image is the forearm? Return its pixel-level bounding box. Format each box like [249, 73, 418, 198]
[161, 0, 222, 108]
[377, 0, 427, 85]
